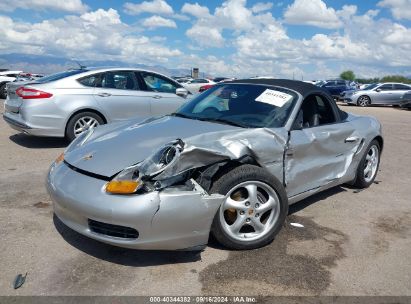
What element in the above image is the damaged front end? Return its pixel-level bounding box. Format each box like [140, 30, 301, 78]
[104, 139, 191, 195]
[104, 126, 287, 197]
[50, 125, 288, 250]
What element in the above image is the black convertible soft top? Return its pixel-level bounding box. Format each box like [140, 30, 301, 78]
[228, 78, 324, 97]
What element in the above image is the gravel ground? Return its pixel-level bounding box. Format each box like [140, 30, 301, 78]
[0, 100, 410, 296]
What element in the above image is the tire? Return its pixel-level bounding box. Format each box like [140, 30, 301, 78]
[210, 164, 288, 250]
[0, 83, 7, 99]
[65, 111, 104, 142]
[357, 95, 371, 107]
[353, 139, 381, 188]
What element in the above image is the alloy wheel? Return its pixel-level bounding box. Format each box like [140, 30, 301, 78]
[358, 96, 370, 107]
[73, 116, 100, 137]
[364, 145, 379, 183]
[219, 181, 280, 242]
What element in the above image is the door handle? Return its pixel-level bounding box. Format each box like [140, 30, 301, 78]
[345, 136, 359, 143]
[97, 93, 111, 97]
[152, 95, 162, 99]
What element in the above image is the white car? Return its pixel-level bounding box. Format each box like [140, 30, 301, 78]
[183, 79, 215, 93]
[0, 70, 23, 99]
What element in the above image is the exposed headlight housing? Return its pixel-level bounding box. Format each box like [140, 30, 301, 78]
[105, 139, 185, 194]
[138, 140, 183, 178]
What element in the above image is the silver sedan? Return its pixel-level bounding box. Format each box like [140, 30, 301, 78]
[342, 82, 411, 106]
[47, 79, 383, 250]
[3, 68, 190, 141]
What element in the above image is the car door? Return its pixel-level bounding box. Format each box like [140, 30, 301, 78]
[372, 84, 395, 104]
[93, 70, 151, 122]
[393, 84, 411, 105]
[138, 71, 188, 115]
[285, 94, 362, 197]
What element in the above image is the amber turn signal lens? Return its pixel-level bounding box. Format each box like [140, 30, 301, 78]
[105, 180, 139, 194]
[55, 153, 64, 164]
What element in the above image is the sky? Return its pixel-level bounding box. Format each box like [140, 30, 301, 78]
[1, 0, 411, 79]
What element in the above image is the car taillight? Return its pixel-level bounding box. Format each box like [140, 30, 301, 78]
[16, 87, 53, 99]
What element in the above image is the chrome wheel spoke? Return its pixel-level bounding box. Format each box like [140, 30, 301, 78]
[257, 197, 275, 214]
[366, 154, 372, 161]
[364, 164, 372, 176]
[245, 184, 258, 204]
[229, 214, 247, 234]
[224, 197, 247, 211]
[250, 217, 265, 233]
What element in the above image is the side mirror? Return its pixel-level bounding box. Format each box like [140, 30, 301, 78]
[292, 110, 304, 130]
[176, 87, 188, 98]
[375, 88, 381, 92]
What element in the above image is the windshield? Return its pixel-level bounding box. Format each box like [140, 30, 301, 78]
[33, 69, 88, 83]
[174, 84, 298, 128]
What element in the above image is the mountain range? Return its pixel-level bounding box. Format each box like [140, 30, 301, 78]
[0, 53, 194, 77]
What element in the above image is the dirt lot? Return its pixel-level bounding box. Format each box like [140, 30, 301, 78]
[0, 100, 410, 296]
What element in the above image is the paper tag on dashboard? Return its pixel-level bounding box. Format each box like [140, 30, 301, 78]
[255, 89, 293, 107]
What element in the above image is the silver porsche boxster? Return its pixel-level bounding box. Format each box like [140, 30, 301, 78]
[47, 79, 383, 251]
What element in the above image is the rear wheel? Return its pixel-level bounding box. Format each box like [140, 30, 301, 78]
[353, 140, 380, 188]
[357, 95, 371, 107]
[210, 165, 288, 250]
[0, 83, 7, 99]
[66, 111, 104, 142]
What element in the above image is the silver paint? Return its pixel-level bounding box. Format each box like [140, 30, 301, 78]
[47, 84, 383, 250]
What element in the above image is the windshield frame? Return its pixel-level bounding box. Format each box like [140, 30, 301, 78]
[173, 83, 300, 129]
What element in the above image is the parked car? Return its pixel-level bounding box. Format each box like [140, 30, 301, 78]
[339, 83, 375, 102]
[341, 83, 411, 107]
[213, 77, 234, 83]
[399, 91, 411, 109]
[47, 79, 382, 251]
[3, 68, 190, 141]
[183, 78, 215, 93]
[199, 84, 215, 92]
[0, 70, 23, 99]
[320, 79, 351, 98]
[173, 76, 193, 84]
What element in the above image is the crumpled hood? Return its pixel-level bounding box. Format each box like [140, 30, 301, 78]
[64, 116, 239, 177]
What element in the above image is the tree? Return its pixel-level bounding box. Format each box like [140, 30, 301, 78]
[380, 75, 411, 84]
[340, 70, 355, 81]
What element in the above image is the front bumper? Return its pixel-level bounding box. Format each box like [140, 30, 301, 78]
[400, 100, 411, 108]
[47, 161, 224, 250]
[342, 97, 356, 104]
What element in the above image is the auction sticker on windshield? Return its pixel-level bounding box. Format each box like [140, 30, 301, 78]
[255, 89, 293, 107]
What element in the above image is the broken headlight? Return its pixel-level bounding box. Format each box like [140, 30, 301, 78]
[105, 164, 142, 194]
[105, 139, 184, 194]
[138, 139, 184, 178]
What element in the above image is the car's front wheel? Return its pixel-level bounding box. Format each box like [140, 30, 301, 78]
[66, 111, 104, 142]
[210, 165, 288, 250]
[353, 139, 381, 188]
[357, 95, 371, 107]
